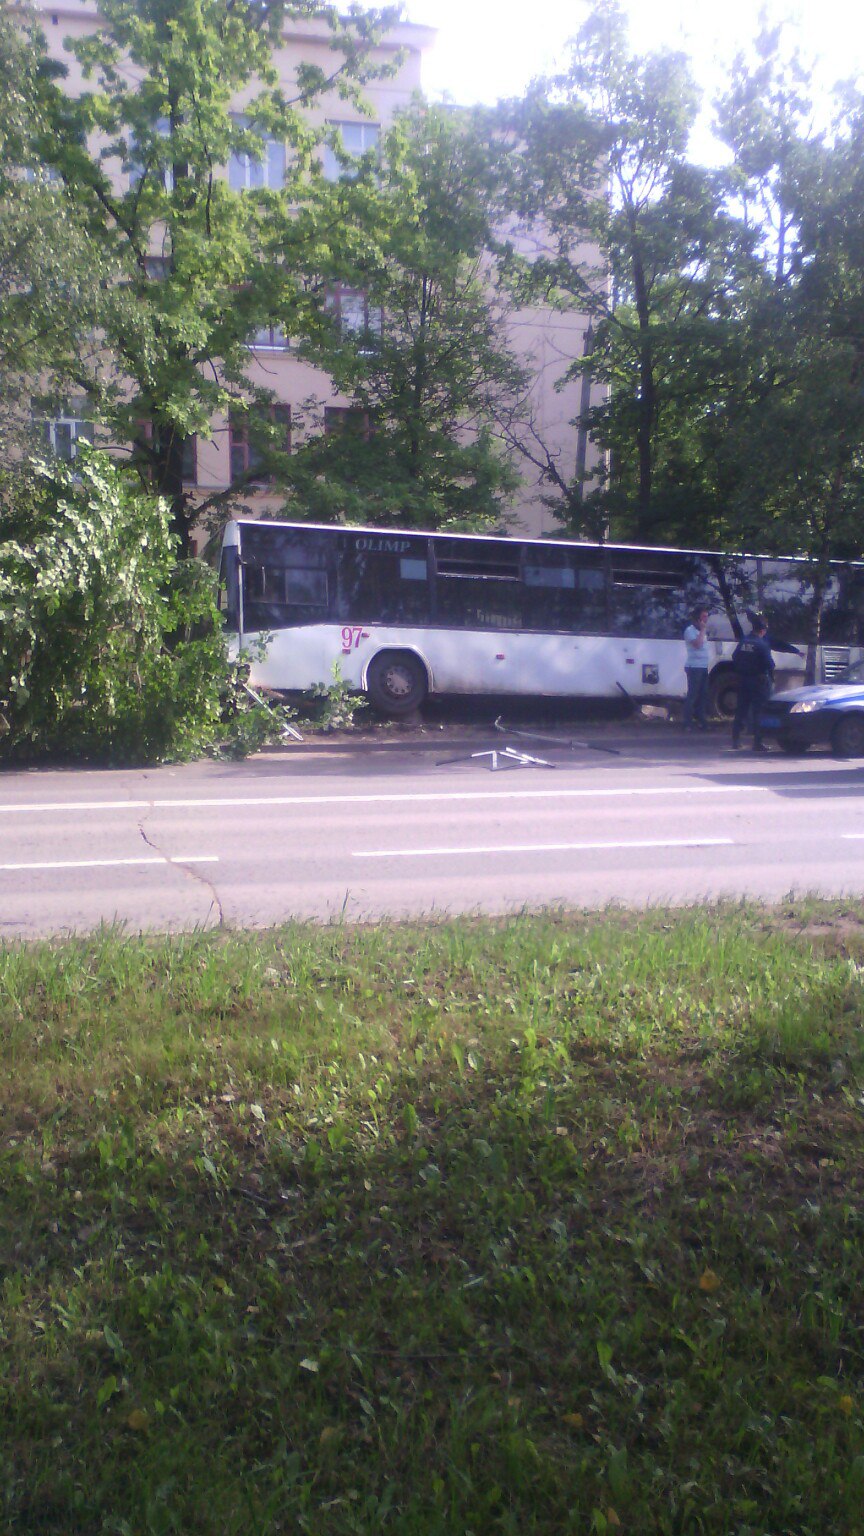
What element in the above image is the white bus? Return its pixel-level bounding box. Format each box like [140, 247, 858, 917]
[218, 518, 864, 716]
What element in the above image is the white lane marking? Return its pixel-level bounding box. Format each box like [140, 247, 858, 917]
[353, 837, 735, 860]
[0, 783, 823, 815]
[0, 856, 219, 872]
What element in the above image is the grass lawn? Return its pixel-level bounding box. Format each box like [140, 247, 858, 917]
[1, 904, 863, 1535]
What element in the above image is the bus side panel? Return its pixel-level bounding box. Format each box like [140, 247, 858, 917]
[423, 630, 685, 698]
[240, 627, 348, 692]
[243, 624, 701, 701]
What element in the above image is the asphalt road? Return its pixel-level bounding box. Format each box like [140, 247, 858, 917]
[2, 723, 864, 937]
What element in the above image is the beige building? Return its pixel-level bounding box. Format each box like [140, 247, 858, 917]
[33, 0, 604, 539]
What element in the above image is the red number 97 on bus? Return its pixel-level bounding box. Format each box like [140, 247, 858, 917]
[341, 625, 366, 653]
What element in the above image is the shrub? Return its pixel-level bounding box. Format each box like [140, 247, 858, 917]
[308, 660, 369, 732]
[0, 449, 263, 763]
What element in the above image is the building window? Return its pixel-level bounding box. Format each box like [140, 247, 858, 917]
[181, 435, 197, 484]
[35, 403, 93, 462]
[323, 121, 379, 181]
[144, 256, 172, 281]
[24, 160, 60, 185]
[134, 421, 198, 485]
[229, 116, 286, 191]
[324, 287, 382, 350]
[129, 118, 174, 191]
[324, 406, 370, 439]
[248, 322, 289, 350]
[229, 403, 291, 483]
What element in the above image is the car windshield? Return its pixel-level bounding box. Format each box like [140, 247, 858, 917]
[841, 660, 864, 685]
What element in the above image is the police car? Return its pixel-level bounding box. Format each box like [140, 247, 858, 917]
[759, 660, 864, 756]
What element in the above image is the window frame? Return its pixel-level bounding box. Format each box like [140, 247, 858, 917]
[322, 120, 380, 181]
[133, 420, 198, 485]
[228, 115, 286, 193]
[324, 405, 371, 440]
[35, 403, 93, 463]
[229, 403, 292, 485]
[128, 118, 174, 192]
[247, 321, 290, 351]
[324, 285, 382, 350]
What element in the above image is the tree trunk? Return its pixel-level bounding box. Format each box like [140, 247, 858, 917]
[628, 222, 655, 536]
[154, 425, 190, 557]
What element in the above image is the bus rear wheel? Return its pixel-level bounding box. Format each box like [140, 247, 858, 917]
[707, 667, 738, 720]
[366, 651, 428, 716]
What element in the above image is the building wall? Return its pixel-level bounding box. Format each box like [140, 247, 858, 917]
[33, 1, 605, 539]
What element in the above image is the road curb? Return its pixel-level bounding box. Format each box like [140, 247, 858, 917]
[255, 720, 695, 757]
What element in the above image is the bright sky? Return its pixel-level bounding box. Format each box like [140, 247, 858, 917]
[410, 0, 864, 140]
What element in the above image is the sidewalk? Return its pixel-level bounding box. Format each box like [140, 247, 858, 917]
[258, 710, 724, 757]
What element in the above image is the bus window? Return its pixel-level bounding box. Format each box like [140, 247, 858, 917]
[244, 564, 329, 630]
[523, 559, 574, 632]
[524, 564, 576, 589]
[609, 553, 696, 638]
[435, 575, 523, 629]
[758, 560, 816, 642]
[701, 555, 754, 638]
[521, 550, 606, 633]
[240, 524, 331, 630]
[336, 537, 431, 624]
[819, 574, 864, 644]
[842, 574, 864, 644]
[433, 537, 523, 630]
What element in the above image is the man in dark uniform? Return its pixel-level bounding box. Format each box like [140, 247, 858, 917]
[731, 616, 775, 752]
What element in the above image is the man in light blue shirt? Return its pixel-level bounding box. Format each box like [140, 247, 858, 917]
[682, 607, 710, 728]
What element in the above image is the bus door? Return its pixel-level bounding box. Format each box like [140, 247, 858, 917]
[218, 523, 243, 642]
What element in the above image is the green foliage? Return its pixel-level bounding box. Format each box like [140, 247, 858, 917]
[0, 449, 232, 762]
[0, 9, 109, 476]
[217, 650, 301, 756]
[503, 0, 750, 539]
[11, 0, 864, 562]
[707, 31, 864, 564]
[283, 103, 526, 530]
[500, 2, 864, 559]
[308, 659, 368, 731]
[1, 904, 863, 1531]
[218, 691, 300, 757]
[33, 0, 399, 551]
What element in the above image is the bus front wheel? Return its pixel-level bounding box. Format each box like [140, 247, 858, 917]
[366, 651, 428, 716]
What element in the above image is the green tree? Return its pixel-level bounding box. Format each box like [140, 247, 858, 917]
[35, 0, 397, 553]
[711, 30, 864, 585]
[0, 7, 108, 479]
[501, 0, 753, 541]
[283, 102, 526, 529]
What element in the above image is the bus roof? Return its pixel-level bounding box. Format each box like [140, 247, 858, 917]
[224, 517, 864, 568]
